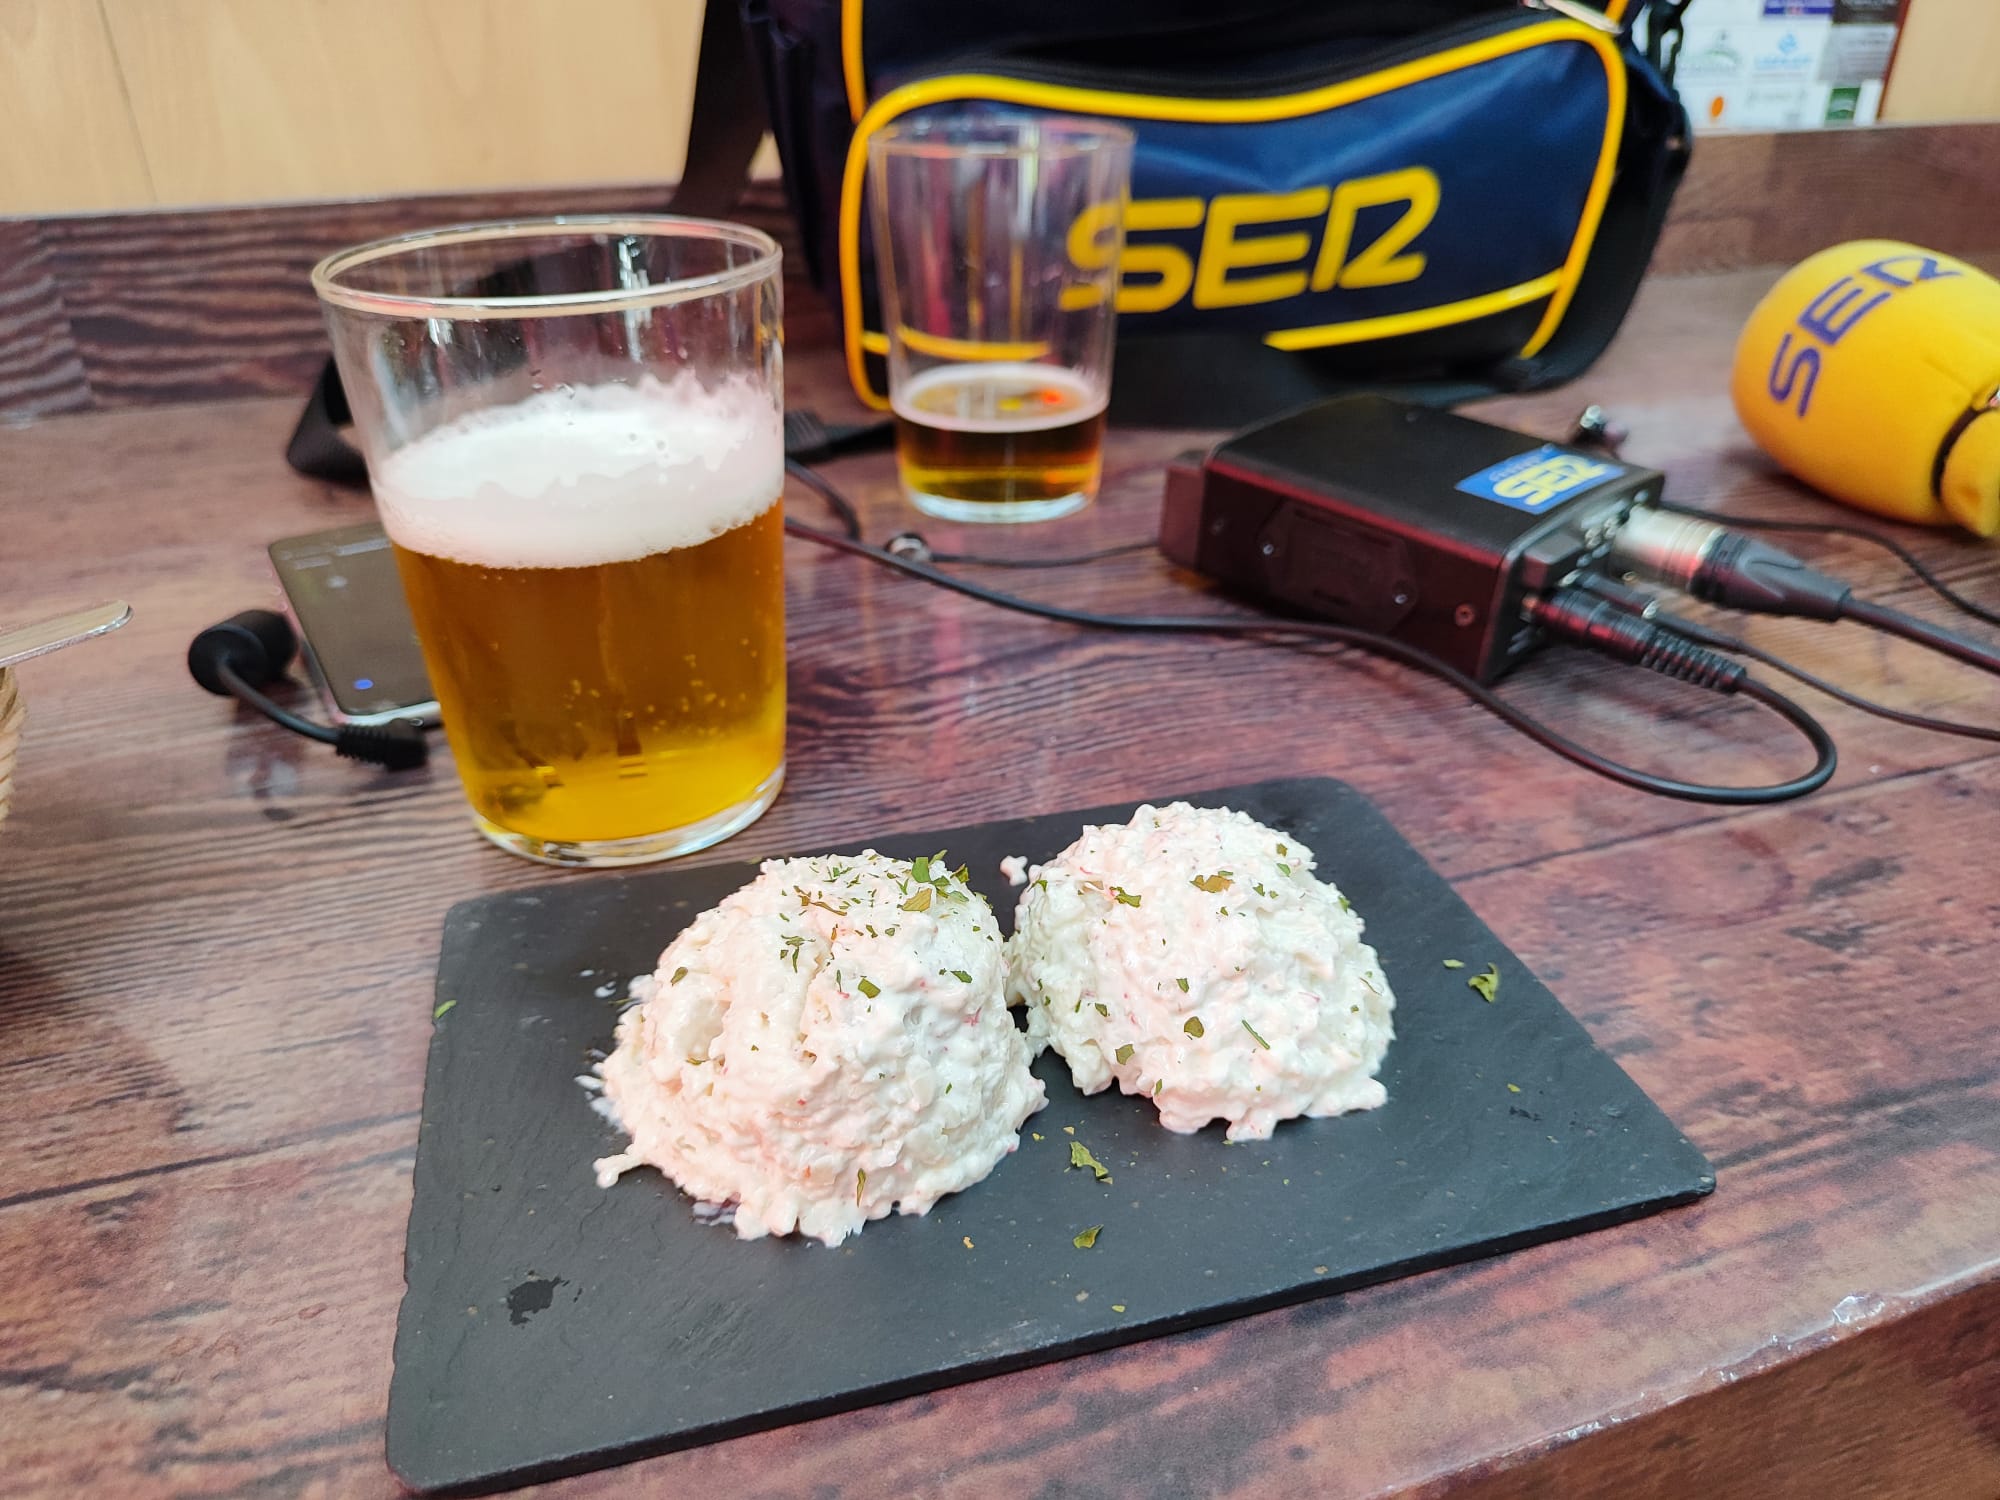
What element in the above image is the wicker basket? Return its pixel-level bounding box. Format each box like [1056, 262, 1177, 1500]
[0, 668, 21, 836]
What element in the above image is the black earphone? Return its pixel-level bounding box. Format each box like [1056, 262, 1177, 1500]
[188, 609, 427, 769]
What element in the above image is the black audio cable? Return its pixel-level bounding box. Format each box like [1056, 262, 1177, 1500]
[1576, 573, 2000, 744]
[781, 483, 1838, 803]
[188, 609, 428, 769]
[1655, 500, 2000, 632]
[1566, 407, 2000, 632]
[788, 454, 1155, 568]
[1611, 508, 2000, 676]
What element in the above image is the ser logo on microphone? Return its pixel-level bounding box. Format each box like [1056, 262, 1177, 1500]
[1767, 253, 1962, 419]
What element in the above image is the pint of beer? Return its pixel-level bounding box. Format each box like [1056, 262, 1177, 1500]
[870, 116, 1132, 523]
[315, 219, 786, 866]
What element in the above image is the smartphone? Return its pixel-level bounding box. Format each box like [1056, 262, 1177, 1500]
[268, 522, 439, 726]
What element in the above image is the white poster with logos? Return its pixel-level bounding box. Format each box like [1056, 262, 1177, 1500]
[1654, 0, 1898, 130]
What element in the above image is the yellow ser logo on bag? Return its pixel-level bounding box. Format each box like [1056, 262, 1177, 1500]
[1063, 166, 1440, 313]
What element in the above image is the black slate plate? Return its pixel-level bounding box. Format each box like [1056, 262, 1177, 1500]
[388, 778, 1714, 1494]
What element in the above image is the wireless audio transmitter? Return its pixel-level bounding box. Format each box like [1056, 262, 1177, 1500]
[1159, 395, 1666, 682]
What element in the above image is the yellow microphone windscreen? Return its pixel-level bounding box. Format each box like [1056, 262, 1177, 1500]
[1731, 240, 2000, 535]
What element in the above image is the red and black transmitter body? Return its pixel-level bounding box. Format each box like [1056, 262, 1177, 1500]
[1160, 395, 1664, 682]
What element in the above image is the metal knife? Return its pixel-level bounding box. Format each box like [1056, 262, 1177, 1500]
[0, 602, 132, 670]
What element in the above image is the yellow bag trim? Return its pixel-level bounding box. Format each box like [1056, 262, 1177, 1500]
[1266, 271, 1565, 351]
[838, 18, 1625, 410]
[840, 1, 1634, 125]
[842, 0, 868, 122]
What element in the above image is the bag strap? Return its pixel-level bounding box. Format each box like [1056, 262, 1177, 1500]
[665, 0, 771, 221]
[287, 0, 767, 485]
[1641, 0, 1693, 84]
[285, 355, 368, 485]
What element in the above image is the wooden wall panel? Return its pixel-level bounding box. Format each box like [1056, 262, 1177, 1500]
[0, 219, 90, 417]
[0, 0, 154, 213]
[95, 0, 706, 208]
[1650, 121, 2000, 275]
[0, 184, 818, 417]
[1881, 0, 2000, 124]
[1, 0, 1996, 218]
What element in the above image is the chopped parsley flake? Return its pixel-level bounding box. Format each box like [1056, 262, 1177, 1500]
[1184, 1016, 1204, 1038]
[857, 978, 881, 999]
[1276, 862, 1291, 877]
[1153, 1079, 1164, 1096]
[911, 856, 931, 883]
[1442, 958, 1465, 969]
[1112, 887, 1142, 907]
[432, 999, 456, 1019]
[950, 970, 972, 984]
[1073, 1225, 1102, 1249]
[1242, 1020, 1272, 1050]
[856, 1168, 866, 1203]
[1114, 1043, 1135, 1064]
[1094, 1003, 1110, 1017]
[901, 887, 933, 912]
[670, 967, 689, 985]
[1067, 1141, 1112, 1182]
[1111, 1303, 1127, 1313]
[1175, 977, 1189, 992]
[1191, 872, 1233, 893]
[1337, 894, 1352, 914]
[1469, 964, 1500, 1003]
[1507, 1083, 1522, 1094]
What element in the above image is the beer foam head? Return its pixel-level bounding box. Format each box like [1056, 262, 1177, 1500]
[891, 361, 1106, 433]
[373, 375, 782, 569]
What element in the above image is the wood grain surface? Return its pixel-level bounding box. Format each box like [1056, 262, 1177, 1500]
[3, 124, 1999, 419]
[2, 255, 1999, 1496]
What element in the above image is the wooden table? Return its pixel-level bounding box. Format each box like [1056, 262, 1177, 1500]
[5, 252, 2000, 1498]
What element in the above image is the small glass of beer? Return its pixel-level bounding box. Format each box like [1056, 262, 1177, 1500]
[313, 218, 786, 866]
[869, 115, 1133, 523]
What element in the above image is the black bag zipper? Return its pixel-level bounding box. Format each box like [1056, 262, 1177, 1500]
[878, 1, 1621, 107]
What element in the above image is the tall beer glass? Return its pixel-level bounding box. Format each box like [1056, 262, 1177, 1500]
[314, 218, 785, 867]
[869, 116, 1133, 523]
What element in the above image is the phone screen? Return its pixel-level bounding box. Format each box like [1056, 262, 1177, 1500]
[269, 522, 436, 721]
